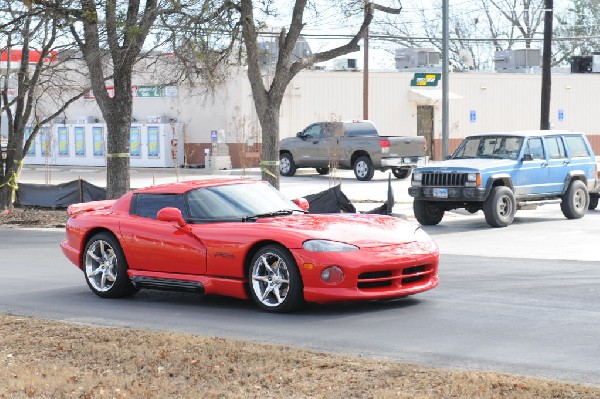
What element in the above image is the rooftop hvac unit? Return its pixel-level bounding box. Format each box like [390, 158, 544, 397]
[494, 49, 541, 72]
[570, 55, 600, 73]
[333, 58, 357, 71]
[395, 48, 441, 70]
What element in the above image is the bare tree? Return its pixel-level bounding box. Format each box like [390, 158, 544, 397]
[238, 0, 400, 188]
[540, 0, 552, 130]
[554, 0, 600, 65]
[0, 4, 86, 210]
[374, 0, 545, 70]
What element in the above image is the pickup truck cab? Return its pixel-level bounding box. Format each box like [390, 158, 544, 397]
[408, 131, 597, 227]
[279, 120, 426, 181]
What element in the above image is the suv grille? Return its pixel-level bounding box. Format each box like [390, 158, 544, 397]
[422, 172, 468, 187]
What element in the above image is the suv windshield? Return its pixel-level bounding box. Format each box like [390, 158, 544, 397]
[186, 181, 301, 222]
[453, 136, 524, 160]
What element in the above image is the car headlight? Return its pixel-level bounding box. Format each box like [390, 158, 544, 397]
[413, 172, 423, 182]
[303, 240, 359, 252]
[414, 227, 438, 252]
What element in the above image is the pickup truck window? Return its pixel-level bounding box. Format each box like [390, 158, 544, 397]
[454, 136, 523, 160]
[564, 136, 591, 157]
[303, 125, 323, 139]
[345, 122, 378, 137]
[525, 138, 544, 159]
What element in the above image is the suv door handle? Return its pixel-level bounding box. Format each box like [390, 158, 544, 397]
[563, 160, 570, 165]
[312, 140, 319, 144]
[541, 162, 548, 167]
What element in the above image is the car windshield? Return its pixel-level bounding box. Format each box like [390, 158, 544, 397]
[185, 181, 302, 222]
[452, 136, 524, 160]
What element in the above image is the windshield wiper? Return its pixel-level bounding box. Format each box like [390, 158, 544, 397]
[242, 210, 297, 222]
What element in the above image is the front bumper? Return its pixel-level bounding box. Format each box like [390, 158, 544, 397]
[409, 186, 487, 201]
[290, 243, 439, 303]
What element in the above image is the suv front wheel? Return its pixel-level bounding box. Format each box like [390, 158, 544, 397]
[483, 186, 516, 228]
[561, 180, 588, 219]
[413, 200, 445, 225]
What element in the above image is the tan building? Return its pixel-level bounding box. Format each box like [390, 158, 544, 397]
[28, 69, 600, 168]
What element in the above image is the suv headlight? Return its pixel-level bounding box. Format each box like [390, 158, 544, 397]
[412, 172, 422, 186]
[303, 240, 359, 252]
[466, 173, 481, 187]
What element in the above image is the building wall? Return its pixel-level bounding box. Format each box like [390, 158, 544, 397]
[55, 69, 600, 168]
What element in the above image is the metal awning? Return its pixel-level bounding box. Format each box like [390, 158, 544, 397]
[408, 88, 464, 102]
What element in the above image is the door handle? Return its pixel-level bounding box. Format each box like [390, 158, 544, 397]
[541, 162, 548, 167]
[312, 140, 319, 144]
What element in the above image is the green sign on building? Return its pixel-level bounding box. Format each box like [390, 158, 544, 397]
[410, 73, 441, 87]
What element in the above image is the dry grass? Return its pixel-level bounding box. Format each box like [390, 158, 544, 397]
[1, 315, 599, 399]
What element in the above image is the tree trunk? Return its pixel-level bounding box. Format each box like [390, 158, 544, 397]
[258, 104, 281, 189]
[105, 119, 131, 198]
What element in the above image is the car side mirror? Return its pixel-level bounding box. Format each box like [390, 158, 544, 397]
[296, 132, 304, 138]
[522, 153, 533, 162]
[293, 197, 310, 211]
[157, 207, 187, 227]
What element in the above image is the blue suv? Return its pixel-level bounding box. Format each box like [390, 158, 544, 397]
[408, 131, 597, 227]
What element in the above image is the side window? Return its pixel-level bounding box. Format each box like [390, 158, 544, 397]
[525, 138, 544, 160]
[303, 124, 323, 139]
[544, 137, 566, 159]
[563, 136, 591, 157]
[132, 194, 187, 220]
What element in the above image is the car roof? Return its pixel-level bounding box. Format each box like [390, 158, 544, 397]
[133, 178, 262, 194]
[469, 130, 585, 138]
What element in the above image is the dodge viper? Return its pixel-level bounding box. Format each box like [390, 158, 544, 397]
[61, 179, 439, 312]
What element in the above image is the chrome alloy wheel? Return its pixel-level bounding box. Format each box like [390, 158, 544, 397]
[85, 239, 118, 292]
[251, 252, 291, 307]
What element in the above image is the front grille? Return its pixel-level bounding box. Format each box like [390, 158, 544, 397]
[357, 265, 433, 290]
[422, 172, 467, 187]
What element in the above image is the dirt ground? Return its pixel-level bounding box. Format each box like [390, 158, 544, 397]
[2, 208, 600, 398]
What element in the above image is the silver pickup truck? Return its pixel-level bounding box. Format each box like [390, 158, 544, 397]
[279, 121, 426, 181]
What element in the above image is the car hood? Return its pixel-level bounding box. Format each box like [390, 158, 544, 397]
[256, 213, 421, 247]
[416, 158, 517, 172]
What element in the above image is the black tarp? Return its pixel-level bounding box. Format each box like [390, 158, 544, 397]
[305, 184, 357, 214]
[305, 177, 394, 215]
[15, 179, 107, 208]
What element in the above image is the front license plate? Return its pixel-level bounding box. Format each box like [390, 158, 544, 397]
[432, 188, 448, 198]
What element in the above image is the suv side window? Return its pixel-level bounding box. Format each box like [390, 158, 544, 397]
[131, 193, 187, 220]
[525, 137, 545, 159]
[544, 136, 566, 159]
[303, 124, 323, 139]
[563, 136, 590, 157]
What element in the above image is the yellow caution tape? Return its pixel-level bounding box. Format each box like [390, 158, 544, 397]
[0, 159, 24, 204]
[259, 160, 280, 179]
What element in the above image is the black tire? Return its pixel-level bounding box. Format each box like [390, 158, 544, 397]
[392, 168, 411, 179]
[483, 186, 516, 227]
[248, 245, 304, 313]
[83, 232, 137, 298]
[316, 167, 330, 175]
[279, 153, 297, 177]
[589, 195, 599, 211]
[561, 180, 589, 219]
[413, 200, 445, 225]
[353, 155, 375, 181]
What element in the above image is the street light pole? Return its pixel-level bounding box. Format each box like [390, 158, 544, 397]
[363, 1, 370, 120]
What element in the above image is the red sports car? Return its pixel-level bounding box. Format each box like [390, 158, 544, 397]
[61, 179, 439, 312]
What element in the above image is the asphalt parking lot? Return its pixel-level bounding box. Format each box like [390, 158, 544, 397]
[18, 164, 599, 262]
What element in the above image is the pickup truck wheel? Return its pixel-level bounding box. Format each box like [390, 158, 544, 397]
[316, 167, 330, 175]
[561, 180, 588, 219]
[353, 156, 375, 181]
[589, 195, 599, 210]
[279, 153, 297, 177]
[392, 168, 411, 179]
[483, 186, 516, 227]
[413, 200, 444, 225]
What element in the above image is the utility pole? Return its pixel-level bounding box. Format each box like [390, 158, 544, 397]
[363, 1, 370, 120]
[540, 0, 553, 130]
[441, 0, 449, 159]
